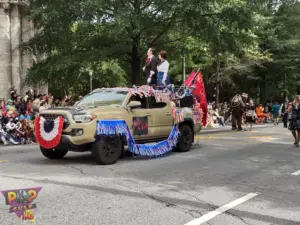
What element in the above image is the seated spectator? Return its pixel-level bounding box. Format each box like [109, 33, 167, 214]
[5, 117, 20, 145]
[6, 99, 16, 112]
[15, 96, 27, 115]
[213, 109, 225, 127]
[0, 100, 7, 117]
[13, 117, 25, 144]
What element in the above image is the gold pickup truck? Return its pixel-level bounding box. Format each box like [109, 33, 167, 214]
[39, 88, 202, 164]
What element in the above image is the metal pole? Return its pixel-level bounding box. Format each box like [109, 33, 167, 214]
[284, 72, 287, 100]
[183, 53, 186, 82]
[89, 71, 93, 92]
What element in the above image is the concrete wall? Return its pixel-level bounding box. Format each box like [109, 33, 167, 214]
[0, 1, 48, 99]
[11, 3, 21, 93]
[0, 3, 12, 99]
[20, 7, 32, 95]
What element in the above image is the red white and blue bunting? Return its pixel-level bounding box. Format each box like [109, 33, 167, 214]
[34, 116, 64, 149]
[96, 120, 180, 157]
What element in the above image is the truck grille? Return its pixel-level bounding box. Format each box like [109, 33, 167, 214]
[41, 114, 69, 129]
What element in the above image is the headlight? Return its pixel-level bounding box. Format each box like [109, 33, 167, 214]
[73, 114, 97, 123]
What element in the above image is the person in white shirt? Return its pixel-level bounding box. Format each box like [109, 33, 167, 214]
[213, 109, 225, 127]
[157, 51, 170, 87]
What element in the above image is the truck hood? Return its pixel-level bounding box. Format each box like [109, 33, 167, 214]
[42, 106, 83, 114]
[41, 106, 126, 117]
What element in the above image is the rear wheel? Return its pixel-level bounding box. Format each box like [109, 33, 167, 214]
[40, 146, 68, 159]
[92, 136, 122, 165]
[174, 123, 193, 152]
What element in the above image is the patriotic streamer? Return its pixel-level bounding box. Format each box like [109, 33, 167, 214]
[171, 107, 202, 124]
[34, 116, 64, 149]
[96, 120, 180, 157]
[100, 86, 175, 103]
[171, 107, 186, 123]
[153, 91, 171, 103]
[130, 85, 154, 97]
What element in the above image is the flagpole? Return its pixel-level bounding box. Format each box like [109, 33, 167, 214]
[186, 68, 201, 87]
[183, 53, 186, 82]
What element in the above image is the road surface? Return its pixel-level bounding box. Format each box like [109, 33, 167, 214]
[0, 126, 299, 225]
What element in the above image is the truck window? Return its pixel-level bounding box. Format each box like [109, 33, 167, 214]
[149, 96, 167, 109]
[128, 95, 148, 109]
[76, 90, 127, 107]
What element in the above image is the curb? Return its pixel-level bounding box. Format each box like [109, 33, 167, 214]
[201, 124, 276, 134]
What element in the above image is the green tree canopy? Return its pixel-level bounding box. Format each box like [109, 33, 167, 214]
[22, 0, 300, 102]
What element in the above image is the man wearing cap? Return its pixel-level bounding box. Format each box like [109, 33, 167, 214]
[231, 93, 248, 131]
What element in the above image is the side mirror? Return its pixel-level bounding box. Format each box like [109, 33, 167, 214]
[127, 101, 141, 109]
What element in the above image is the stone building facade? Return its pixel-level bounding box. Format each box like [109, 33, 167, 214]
[0, 0, 47, 99]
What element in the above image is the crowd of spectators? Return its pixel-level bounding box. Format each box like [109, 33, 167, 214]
[0, 87, 79, 146]
[206, 99, 284, 128]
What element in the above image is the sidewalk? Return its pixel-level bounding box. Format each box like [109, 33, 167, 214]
[201, 123, 276, 134]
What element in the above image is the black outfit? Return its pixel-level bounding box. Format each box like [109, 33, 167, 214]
[288, 104, 300, 131]
[232, 108, 243, 130]
[281, 103, 288, 128]
[231, 95, 245, 131]
[15, 101, 26, 115]
[145, 56, 158, 86]
[246, 104, 256, 123]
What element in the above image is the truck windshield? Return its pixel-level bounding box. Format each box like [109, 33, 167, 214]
[76, 90, 128, 107]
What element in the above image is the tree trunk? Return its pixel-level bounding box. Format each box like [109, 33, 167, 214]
[131, 38, 141, 85]
[215, 56, 221, 105]
[284, 72, 287, 100]
[259, 74, 266, 104]
[130, 0, 141, 85]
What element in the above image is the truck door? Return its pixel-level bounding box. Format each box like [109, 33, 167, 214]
[147, 96, 173, 138]
[124, 94, 151, 140]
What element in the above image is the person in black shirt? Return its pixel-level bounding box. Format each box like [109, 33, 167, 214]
[143, 47, 158, 86]
[280, 99, 289, 128]
[288, 96, 300, 146]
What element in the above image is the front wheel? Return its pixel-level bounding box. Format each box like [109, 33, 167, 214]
[174, 124, 193, 152]
[40, 146, 68, 159]
[92, 136, 122, 165]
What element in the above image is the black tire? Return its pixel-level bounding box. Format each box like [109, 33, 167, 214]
[174, 123, 193, 152]
[92, 136, 122, 165]
[40, 146, 68, 159]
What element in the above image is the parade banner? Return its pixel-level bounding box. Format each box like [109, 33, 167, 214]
[184, 71, 208, 126]
[1, 187, 42, 222]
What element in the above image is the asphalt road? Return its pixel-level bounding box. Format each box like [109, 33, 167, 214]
[0, 126, 300, 225]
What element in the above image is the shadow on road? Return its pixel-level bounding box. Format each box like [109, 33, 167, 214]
[24, 146, 203, 165]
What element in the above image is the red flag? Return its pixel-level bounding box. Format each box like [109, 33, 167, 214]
[184, 71, 208, 126]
